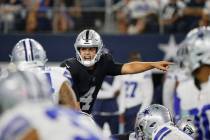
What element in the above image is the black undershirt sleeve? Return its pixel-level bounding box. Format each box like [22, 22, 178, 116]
[106, 54, 123, 76]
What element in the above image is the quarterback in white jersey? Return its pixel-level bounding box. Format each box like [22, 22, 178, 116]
[0, 71, 107, 140]
[9, 38, 79, 109]
[175, 27, 210, 140]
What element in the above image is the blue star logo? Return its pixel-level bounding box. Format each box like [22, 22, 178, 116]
[158, 35, 179, 60]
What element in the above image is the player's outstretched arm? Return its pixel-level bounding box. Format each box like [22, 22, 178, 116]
[121, 61, 173, 74]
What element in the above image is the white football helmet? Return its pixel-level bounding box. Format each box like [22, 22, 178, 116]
[175, 42, 190, 69]
[135, 104, 173, 140]
[74, 29, 103, 67]
[176, 116, 198, 139]
[184, 26, 210, 72]
[10, 38, 47, 70]
[0, 71, 50, 114]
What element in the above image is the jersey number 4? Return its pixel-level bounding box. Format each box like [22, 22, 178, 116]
[80, 86, 96, 111]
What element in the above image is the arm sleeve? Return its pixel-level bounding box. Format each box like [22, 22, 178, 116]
[139, 71, 154, 112]
[105, 54, 123, 76]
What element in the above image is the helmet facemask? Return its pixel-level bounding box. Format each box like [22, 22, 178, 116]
[75, 46, 103, 67]
[74, 29, 103, 67]
[175, 42, 190, 70]
[176, 116, 198, 139]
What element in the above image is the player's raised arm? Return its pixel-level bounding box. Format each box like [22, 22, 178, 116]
[121, 61, 173, 74]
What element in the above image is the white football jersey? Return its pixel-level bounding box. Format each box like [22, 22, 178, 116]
[25, 66, 73, 104]
[163, 66, 190, 115]
[0, 102, 108, 140]
[176, 77, 210, 140]
[114, 71, 153, 111]
[152, 123, 193, 140]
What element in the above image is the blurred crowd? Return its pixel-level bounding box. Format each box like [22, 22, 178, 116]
[0, 0, 210, 34]
[0, 0, 107, 33]
[116, 0, 210, 34]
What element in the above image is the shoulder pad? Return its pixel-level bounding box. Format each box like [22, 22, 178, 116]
[60, 58, 75, 65]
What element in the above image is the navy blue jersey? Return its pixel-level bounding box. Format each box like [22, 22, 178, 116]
[60, 53, 123, 114]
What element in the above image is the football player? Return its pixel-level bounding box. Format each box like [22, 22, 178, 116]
[176, 26, 210, 140]
[135, 104, 193, 140]
[163, 42, 191, 116]
[9, 38, 79, 109]
[0, 71, 108, 140]
[111, 104, 192, 140]
[61, 29, 172, 114]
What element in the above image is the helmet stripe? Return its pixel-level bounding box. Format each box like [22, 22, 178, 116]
[29, 39, 34, 60]
[25, 39, 32, 61]
[23, 40, 28, 61]
[85, 30, 89, 42]
[154, 127, 170, 140]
